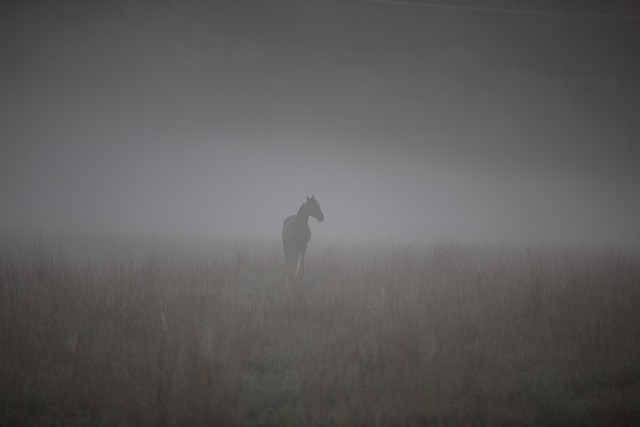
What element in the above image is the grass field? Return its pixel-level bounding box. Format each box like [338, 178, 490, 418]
[1, 235, 639, 426]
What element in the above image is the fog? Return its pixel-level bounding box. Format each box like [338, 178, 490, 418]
[2, 0, 639, 245]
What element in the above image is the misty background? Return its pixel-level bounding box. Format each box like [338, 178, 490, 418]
[1, 0, 639, 245]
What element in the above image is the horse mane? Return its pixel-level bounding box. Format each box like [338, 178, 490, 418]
[294, 202, 308, 227]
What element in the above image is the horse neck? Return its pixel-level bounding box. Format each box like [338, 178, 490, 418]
[295, 203, 310, 228]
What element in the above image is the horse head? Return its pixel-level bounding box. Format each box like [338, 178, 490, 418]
[306, 195, 324, 222]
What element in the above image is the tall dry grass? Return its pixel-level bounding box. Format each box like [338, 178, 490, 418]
[1, 236, 639, 426]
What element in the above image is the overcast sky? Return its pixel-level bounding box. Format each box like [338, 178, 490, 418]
[1, 0, 639, 244]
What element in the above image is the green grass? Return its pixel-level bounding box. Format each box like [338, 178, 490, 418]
[1, 237, 639, 426]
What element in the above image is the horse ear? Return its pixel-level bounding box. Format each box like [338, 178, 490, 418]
[311, 195, 315, 200]
[306, 197, 310, 202]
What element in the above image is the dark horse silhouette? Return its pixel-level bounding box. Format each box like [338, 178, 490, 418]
[282, 196, 324, 281]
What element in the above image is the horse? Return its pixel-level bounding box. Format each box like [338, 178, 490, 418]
[282, 195, 324, 282]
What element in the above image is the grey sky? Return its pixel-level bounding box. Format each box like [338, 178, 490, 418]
[1, 0, 639, 244]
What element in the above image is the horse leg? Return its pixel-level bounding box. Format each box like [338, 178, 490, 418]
[292, 254, 300, 284]
[285, 253, 295, 284]
[290, 266, 295, 285]
[298, 246, 307, 281]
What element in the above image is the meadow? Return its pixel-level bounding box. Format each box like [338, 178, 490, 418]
[1, 234, 639, 426]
